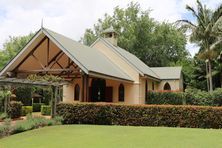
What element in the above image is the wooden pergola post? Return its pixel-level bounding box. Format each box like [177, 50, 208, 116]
[51, 85, 59, 118]
[81, 73, 89, 102]
[2, 86, 10, 114]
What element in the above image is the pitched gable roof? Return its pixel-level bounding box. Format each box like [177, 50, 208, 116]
[0, 28, 133, 82]
[95, 38, 160, 79]
[150, 67, 182, 80]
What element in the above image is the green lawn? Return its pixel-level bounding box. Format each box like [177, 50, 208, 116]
[1, 125, 222, 148]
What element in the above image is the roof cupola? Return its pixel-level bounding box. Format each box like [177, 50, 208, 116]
[102, 26, 118, 46]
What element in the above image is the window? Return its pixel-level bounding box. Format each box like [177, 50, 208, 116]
[74, 84, 80, 101]
[118, 84, 124, 102]
[163, 82, 171, 90]
[152, 82, 155, 90]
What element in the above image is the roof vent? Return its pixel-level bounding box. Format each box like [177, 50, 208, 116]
[102, 26, 118, 46]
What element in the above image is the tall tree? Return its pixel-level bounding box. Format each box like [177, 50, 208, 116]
[0, 33, 34, 70]
[178, 0, 222, 92]
[81, 2, 188, 67]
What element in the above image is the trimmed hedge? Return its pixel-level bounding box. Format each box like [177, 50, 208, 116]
[41, 105, 51, 115]
[146, 88, 222, 106]
[33, 103, 43, 112]
[22, 106, 33, 116]
[57, 103, 222, 129]
[7, 101, 22, 118]
[146, 91, 185, 105]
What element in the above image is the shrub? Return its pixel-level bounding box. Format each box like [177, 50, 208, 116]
[41, 105, 51, 115]
[33, 103, 43, 112]
[15, 86, 32, 106]
[7, 101, 22, 118]
[0, 118, 12, 138]
[146, 88, 219, 106]
[146, 91, 184, 105]
[211, 88, 222, 106]
[0, 113, 8, 121]
[12, 115, 63, 135]
[57, 103, 222, 129]
[22, 106, 33, 116]
[184, 88, 213, 106]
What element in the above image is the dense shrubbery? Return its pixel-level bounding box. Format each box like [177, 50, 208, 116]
[57, 103, 222, 129]
[22, 106, 33, 116]
[0, 115, 63, 138]
[7, 101, 22, 118]
[33, 103, 43, 112]
[15, 86, 32, 106]
[41, 105, 51, 115]
[146, 92, 185, 105]
[146, 88, 222, 106]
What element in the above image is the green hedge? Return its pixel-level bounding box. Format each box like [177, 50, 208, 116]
[57, 103, 222, 129]
[7, 101, 22, 118]
[22, 106, 33, 116]
[146, 88, 222, 106]
[33, 103, 43, 112]
[41, 105, 51, 115]
[146, 92, 185, 105]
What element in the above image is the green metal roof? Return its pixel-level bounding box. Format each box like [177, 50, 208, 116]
[43, 28, 133, 82]
[99, 38, 160, 79]
[150, 67, 182, 80]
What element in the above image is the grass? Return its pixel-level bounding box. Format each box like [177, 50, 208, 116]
[1, 125, 222, 148]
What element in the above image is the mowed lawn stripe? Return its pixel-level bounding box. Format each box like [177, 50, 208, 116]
[1, 125, 222, 148]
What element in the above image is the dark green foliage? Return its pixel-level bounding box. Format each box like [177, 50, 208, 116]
[184, 88, 213, 106]
[15, 86, 32, 106]
[41, 105, 51, 115]
[81, 2, 188, 67]
[32, 103, 43, 112]
[146, 92, 185, 105]
[42, 89, 52, 105]
[57, 103, 222, 129]
[0, 113, 8, 121]
[7, 101, 22, 118]
[22, 106, 33, 116]
[210, 88, 222, 106]
[146, 88, 222, 106]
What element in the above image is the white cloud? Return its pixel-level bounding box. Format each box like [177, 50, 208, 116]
[0, 0, 221, 57]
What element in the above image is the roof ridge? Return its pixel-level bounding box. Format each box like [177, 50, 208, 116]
[100, 38, 144, 75]
[100, 38, 160, 79]
[43, 28, 133, 81]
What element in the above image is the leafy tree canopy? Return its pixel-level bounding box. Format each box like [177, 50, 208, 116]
[81, 2, 189, 67]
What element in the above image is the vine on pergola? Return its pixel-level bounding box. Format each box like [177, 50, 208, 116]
[27, 74, 63, 83]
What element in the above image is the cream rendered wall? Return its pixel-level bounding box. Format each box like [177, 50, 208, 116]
[139, 78, 146, 104]
[63, 78, 84, 103]
[147, 79, 158, 91]
[92, 41, 140, 83]
[63, 83, 74, 103]
[158, 79, 181, 91]
[63, 78, 141, 104]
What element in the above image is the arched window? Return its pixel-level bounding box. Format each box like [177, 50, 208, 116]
[74, 84, 80, 101]
[118, 84, 124, 102]
[164, 82, 171, 90]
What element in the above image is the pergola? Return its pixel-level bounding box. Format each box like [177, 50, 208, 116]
[0, 77, 68, 118]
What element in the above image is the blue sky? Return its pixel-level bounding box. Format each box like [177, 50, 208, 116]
[0, 0, 221, 56]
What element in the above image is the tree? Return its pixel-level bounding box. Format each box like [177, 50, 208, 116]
[0, 33, 34, 70]
[178, 0, 222, 92]
[81, 2, 188, 67]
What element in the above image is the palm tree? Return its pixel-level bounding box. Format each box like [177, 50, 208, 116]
[177, 0, 222, 92]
